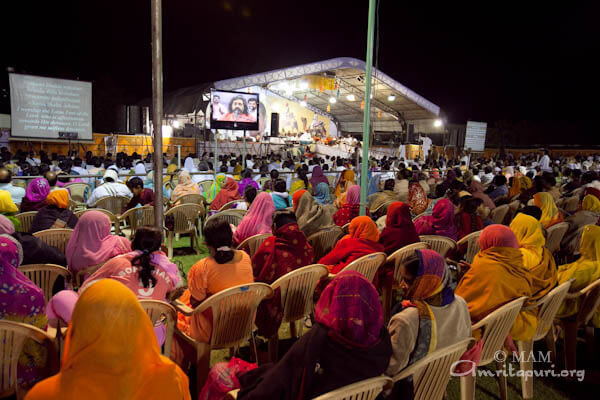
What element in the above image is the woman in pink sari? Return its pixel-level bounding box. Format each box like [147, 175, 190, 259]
[332, 185, 368, 226]
[65, 210, 131, 275]
[233, 192, 275, 245]
[413, 198, 458, 240]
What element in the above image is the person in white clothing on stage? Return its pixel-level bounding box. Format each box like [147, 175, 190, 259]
[420, 134, 432, 160]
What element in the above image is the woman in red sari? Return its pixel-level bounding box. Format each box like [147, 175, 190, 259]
[209, 177, 241, 211]
[379, 202, 420, 254]
[455, 195, 484, 240]
[252, 210, 314, 337]
[333, 185, 368, 226]
[319, 216, 384, 274]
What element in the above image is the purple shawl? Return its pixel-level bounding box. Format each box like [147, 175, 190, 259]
[238, 178, 260, 196]
[414, 198, 458, 240]
[309, 166, 329, 188]
[25, 177, 51, 203]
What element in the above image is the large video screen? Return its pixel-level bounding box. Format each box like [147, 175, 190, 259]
[210, 89, 259, 131]
[9, 73, 92, 140]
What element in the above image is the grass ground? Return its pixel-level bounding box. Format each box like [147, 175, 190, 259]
[170, 236, 596, 399]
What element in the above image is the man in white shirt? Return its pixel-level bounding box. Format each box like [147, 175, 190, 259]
[420, 135, 432, 160]
[539, 150, 552, 173]
[87, 169, 132, 207]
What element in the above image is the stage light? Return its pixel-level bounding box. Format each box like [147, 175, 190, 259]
[388, 95, 396, 102]
[299, 81, 308, 90]
[434, 119, 443, 127]
[300, 100, 307, 107]
[346, 94, 356, 101]
[171, 120, 181, 129]
[329, 97, 337, 104]
[286, 89, 293, 96]
[161, 125, 173, 138]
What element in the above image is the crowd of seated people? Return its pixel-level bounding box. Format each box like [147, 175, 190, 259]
[1, 146, 600, 399]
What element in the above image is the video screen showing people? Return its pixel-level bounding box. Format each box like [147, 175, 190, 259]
[210, 90, 259, 131]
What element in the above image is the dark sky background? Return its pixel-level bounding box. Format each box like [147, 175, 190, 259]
[1, 1, 598, 144]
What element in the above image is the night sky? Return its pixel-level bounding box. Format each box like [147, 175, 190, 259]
[1, 1, 598, 143]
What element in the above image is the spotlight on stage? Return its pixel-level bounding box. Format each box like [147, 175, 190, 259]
[388, 95, 396, 102]
[300, 101, 307, 107]
[434, 119, 443, 128]
[329, 97, 337, 104]
[346, 94, 356, 101]
[171, 120, 181, 129]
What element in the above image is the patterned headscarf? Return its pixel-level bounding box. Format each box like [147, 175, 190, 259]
[408, 183, 430, 215]
[315, 270, 383, 347]
[25, 177, 51, 203]
[401, 249, 454, 364]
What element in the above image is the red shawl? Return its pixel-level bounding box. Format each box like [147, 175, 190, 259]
[456, 211, 484, 241]
[252, 222, 314, 337]
[379, 202, 420, 254]
[209, 177, 241, 210]
[333, 204, 370, 226]
[319, 237, 385, 274]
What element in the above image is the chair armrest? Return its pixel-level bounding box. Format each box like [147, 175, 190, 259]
[172, 300, 194, 316]
[565, 291, 584, 300]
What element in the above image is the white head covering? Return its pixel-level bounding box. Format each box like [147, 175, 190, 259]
[183, 157, 197, 173]
[134, 162, 146, 175]
[103, 169, 120, 183]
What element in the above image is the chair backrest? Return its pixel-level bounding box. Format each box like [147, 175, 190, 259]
[192, 283, 273, 349]
[341, 223, 350, 235]
[507, 200, 521, 222]
[271, 264, 329, 323]
[0, 320, 55, 399]
[20, 264, 70, 303]
[199, 180, 213, 195]
[573, 279, 600, 326]
[64, 182, 90, 203]
[490, 204, 510, 225]
[218, 200, 241, 212]
[474, 297, 527, 365]
[532, 280, 573, 341]
[326, 175, 336, 187]
[15, 211, 37, 233]
[456, 230, 482, 264]
[94, 195, 130, 215]
[375, 215, 387, 232]
[418, 235, 457, 258]
[139, 300, 177, 358]
[33, 228, 74, 254]
[257, 177, 270, 187]
[120, 205, 155, 237]
[205, 209, 246, 229]
[171, 193, 205, 206]
[340, 252, 387, 282]
[387, 242, 431, 284]
[392, 338, 473, 400]
[563, 196, 580, 213]
[545, 222, 569, 254]
[165, 203, 203, 234]
[236, 233, 272, 258]
[307, 226, 344, 262]
[311, 376, 392, 400]
[75, 262, 106, 288]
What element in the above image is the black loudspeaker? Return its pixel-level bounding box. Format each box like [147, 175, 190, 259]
[270, 112, 279, 137]
[408, 124, 415, 143]
[128, 106, 141, 133]
[183, 124, 200, 138]
[115, 105, 127, 133]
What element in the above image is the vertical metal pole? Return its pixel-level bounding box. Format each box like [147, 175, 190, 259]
[214, 131, 218, 179]
[242, 131, 247, 169]
[360, 0, 376, 216]
[176, 145, 181, 169]
[151, 0, 164, 229]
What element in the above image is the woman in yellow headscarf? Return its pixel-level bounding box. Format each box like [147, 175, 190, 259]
[508, 172, 523, 198]
[510, 213, 558, 321]
[207, 174, 226, 203]
[25, 279, 190, 400]
[0, 189, 20, 231]
[556, 225, 600, 326]
[455, 224, 536, 341]
[533, 192, 564, 229]
[334, 169, 355, 207]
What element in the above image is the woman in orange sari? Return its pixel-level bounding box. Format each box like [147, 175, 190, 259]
[455, 224, 536, 341]
[26, 279, 190, 400]
[533, 192, 564, 229]
[334, 169, 355, 207]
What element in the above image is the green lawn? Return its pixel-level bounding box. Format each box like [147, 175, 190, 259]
[170, 236, 596, 399]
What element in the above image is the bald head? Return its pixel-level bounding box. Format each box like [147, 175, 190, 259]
[45, 171, 57, 187]
[0, 168, 10, 184]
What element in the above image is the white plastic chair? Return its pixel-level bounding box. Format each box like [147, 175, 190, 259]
[204, 209, 246, 229]
[119, 205, 155, 239]
[174, 283, 273, 395]
[236, 233, 272, 258]
[393, 338, 474, 400]
[456, 230, 482, 264]
[337, 252, 387, 283]
[140, 300, 177, 358]
[33, 228, 74, 254]
[307, 226, 344, 262]
[376, 215, 386, 232]
[20, 264, 70, 303]
[545, 222, 569, 254]
[489, 204, 509, 225]
[268, 264, 328, 361]
[165, 203, 203, 258]
[383, 242, 430, 320]
[418, 235, 457, 258]
[460, 297, 527, 400]
[0, 320, 58, 400]
[517, 280, 573, 399]
[15, 211, 37, 233]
